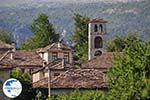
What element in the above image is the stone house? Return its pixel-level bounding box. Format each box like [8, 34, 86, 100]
[37, 40, 73, 64]
[0, 50, 44, 73]
[31, 52, 114, 95]
[0, 41, 44, 99]
[33, 69, 107, 95]
[0, 40, 14, 86]
[0, 41, 14, 100]
[32, 41, 75, 89]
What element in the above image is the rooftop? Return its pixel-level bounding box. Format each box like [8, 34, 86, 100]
[37, 41, 72, 53]
[81, 52, 123, 69]
[0, 50, 44, 68]
[32, 58, 76, 74]
[89, 18, 108, 23]
[33, 69, 107, 89]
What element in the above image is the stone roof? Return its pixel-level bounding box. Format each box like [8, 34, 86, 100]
[0, 50, 44, 68]
[47, 58, 64, 69]
[89, 18, 107, 23]
[0, 41, 13, 60]
[52, 69, 107, 89]
[32, 58, 75, 74]
[37, 42, 72, 53]
[33, 69, 107, 89]
[0, 40, 13, 50]
[0, 51, 9, 60]
[32, 59, 64, 74]
[81, 52, 122, 69]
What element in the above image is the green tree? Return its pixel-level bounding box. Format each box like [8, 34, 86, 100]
[107, 37, 150, 99]
[49, 90, 105, 100]
[0, 29, 13, 44]
[107, 32, 140, 52]
[10, 68, 35, 100]
[21, 13, 59, 50]
[35, 89, 47, 100]
[72, 14, 90, 65]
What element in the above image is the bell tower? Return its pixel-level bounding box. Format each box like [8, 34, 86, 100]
[88, 18, 107, 60]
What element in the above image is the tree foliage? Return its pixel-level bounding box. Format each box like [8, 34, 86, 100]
[0, 29, 13, 44]
[35, 89, 48, 100]
[107, 32, 140, 52]
[21, 13, 59, 50]
[107, 37, 150, 99]
[10, 68, 35, 100]
[49, 90, 105, 100]
[72, 14, 90, 65]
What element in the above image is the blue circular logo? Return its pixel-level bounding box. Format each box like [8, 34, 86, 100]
[2, 78, 22, 98]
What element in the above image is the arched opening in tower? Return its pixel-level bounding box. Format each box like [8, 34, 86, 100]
[95, 50, 102, 56]
[94, 24, 98, 32]
[94, 36, 103, 48]
[99, 24, 103, 33]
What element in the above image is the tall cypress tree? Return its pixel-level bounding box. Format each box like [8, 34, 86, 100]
[21, 13, 59, 50]
[72, 14, 90, 65]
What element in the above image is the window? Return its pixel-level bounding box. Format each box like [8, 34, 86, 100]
[52, 52, 58, 60]
[94, 24, 98, 32]
[41, 52, 44, 58]
[99, 24, 103, 33]
[95, 50, 102, 56]
[94, 37, 103, 48]
[64, 52, 69, 63]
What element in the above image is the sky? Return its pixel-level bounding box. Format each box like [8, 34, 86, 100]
[0, 0, 144, 7]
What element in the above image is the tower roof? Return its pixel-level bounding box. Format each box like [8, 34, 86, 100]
[89, 18, 107, 23]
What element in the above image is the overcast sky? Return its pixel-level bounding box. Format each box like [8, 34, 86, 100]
[0, 0, 144, 7]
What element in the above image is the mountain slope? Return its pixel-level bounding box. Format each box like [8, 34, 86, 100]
[0, 0, 145, 7]
[0, 0, 149, 46]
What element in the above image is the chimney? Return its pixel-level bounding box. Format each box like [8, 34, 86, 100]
[10, 42, 16, 60]
[58, 40, 62, 48]
[11, 42, 16, 52]
[10, 51, 14, 60]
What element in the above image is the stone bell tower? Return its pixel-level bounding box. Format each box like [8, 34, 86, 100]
[88, 18, 107, 60]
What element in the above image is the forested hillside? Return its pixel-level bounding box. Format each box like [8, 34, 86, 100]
[0, 0, 149, 46]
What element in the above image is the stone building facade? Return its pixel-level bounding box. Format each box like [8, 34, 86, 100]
[88, 18, 107, 60]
